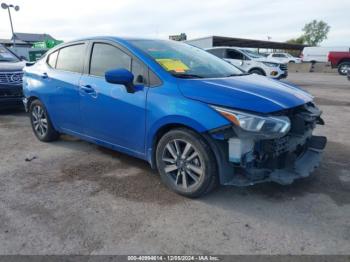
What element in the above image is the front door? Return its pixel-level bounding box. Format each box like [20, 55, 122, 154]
[79, 42, 148, 154]
[224, 49, 247, 71]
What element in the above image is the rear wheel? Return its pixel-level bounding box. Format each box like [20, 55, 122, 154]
[338, 62, 350, 75]
[29, 99, 59, 142]
[156, 128, 217, 198]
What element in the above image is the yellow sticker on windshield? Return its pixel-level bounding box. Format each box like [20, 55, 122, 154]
[156, 59, 189, 73]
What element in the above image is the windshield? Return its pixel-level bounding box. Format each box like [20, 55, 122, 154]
[240, 49, 265, 59]
[129, 40, 244, 78]
[0, 46, 20, 62]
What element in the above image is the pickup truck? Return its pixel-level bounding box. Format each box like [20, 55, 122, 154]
[328, 51, 350, 75]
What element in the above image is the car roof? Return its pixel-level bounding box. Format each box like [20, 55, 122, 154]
[206, 46, 241, 50]
[73, 36, 167, 43]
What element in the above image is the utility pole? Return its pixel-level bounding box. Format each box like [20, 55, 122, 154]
[1, 3, 20, 47]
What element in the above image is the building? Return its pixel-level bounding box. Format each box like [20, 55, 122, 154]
[184, 35, 308, 53]
[0, 38, 28, 47]
[169, 33, 187, 41]
[12, 32, 57, 47]
[0, 32, 57, 48]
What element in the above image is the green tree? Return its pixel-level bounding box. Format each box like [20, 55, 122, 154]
[302, 20, 330, 46]
[286, 35, 305, 45]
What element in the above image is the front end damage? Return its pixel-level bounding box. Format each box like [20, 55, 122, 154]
[207, 102, 327, 186]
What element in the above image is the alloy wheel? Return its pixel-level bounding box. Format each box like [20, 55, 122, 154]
[340, 64, 349, 75]
[162, 139, 204, 189]
[32, 105, 48, 137]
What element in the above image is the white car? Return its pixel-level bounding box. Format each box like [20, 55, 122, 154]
[267, 53, 302, 63]
[206, 47, 288, 79]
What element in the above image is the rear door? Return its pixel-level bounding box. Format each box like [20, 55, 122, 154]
[79, 41, 148, 154]
[45, 43, 87, 133]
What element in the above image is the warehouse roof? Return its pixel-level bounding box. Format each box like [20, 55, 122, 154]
[187, 36, 308, 50]
[12, 33, 56, 42]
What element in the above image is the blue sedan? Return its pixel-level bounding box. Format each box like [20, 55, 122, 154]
[22, 37, 327, 197]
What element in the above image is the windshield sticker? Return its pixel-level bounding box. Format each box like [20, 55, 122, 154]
[156, 59, 189, 73]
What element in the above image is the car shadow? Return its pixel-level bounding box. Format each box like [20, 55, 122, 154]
[49, 133, 350, 208]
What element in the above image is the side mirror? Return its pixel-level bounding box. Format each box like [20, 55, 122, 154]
[105, 68, 135, 93]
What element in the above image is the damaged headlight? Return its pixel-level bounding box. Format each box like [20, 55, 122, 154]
[212, 106, 291, 138]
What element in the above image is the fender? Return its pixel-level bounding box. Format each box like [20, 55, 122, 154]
[145, 115, 208, 165]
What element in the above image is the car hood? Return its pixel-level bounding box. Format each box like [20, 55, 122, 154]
[178, 74, 313, 114]
[0, 61, 26, 72]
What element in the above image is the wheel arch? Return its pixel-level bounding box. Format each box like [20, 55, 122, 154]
[248, 67, 266, 76]
[147, 117, 212, 169]
[338, 59, 350, 66]
[26, 96, 40, 112]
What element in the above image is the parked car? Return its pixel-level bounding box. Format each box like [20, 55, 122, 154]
[301, 46, 349, 63]
[23, 37, 326, 197]
[328, 51, 350, 75]
[267, 53, 302, 63]
[0, 44, 25, 110]
[206, 47, 288, 79]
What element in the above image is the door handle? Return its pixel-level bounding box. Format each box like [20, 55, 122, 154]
[79, 84, 97, 97]
[80, 84, 95, 93]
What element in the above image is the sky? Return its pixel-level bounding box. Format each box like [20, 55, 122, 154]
[0, 0, 349, 46]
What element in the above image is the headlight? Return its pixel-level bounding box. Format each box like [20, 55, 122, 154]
[212, 106, 290, 138]
[262, 62, 279, 67]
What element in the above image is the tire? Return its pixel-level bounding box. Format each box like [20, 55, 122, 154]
[338, 62, 350, 75]
[249, 69, 265, 76]
[156, 128, 218, 198]
[29, 99, 59, 142]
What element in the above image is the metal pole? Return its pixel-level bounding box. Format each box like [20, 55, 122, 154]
[7, 7, 15, 47]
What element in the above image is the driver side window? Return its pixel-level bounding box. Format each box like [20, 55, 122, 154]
[226, 50, 244, 60]
[89, 43, 131, 77]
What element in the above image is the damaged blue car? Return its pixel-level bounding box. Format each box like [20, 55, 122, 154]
[22, 37, 327, 197]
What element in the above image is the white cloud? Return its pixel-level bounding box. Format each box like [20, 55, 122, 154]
[0, 0, 349, 46]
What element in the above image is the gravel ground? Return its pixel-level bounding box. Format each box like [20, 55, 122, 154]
[0, 73, 349, 255]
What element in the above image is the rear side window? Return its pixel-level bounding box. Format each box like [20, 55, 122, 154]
[47, 51, 58, 68]
[90, 43, 131, 77]
[56, 44, 85, 73]
[207, 49, 225, 59]
[273, 54, 286, 58]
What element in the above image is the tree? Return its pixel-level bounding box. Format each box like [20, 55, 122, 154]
[302, 20, 330, 46]
[286, 36, 306, 45]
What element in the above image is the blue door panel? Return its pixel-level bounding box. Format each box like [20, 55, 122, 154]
[79, 75, 147, 154]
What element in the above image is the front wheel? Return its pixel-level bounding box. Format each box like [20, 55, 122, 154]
[156, 128, 218, 198]
[338, 62, 350, 75]
[249, 69, 265, 76]
[29, 99, 59, 142]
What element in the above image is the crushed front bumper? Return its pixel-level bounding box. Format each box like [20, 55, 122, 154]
[206, 134, 327, 187]
[250, 135, 326, 185]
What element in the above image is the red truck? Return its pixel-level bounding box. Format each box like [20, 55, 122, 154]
[328, 51, 350, 75]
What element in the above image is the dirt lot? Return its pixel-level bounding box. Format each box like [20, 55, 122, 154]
[0, 73, 349, 255]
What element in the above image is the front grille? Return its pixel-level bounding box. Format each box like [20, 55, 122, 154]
[0, 71, 23, 85]
[0, 89, 22, 97]
[279, 64, 288, 72]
